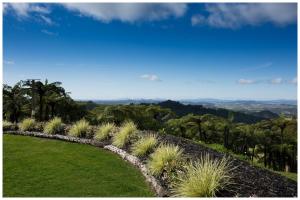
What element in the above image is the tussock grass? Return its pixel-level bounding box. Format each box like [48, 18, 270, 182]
[94, 123, 116, 141]
[148, 143, 183, 176]
[172, 154, 232, 197]
[68, 119, 90, 138]
[131, 134, 158, 157]
[19, 118, 36, 131]
[112, 121, 137, 148]
[3, 121, 13, 129]
[44, 117, 63, 135]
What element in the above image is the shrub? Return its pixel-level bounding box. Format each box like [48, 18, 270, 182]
[19, 118, 36, 131]
[68, 119, 90, 137]
[148, 143, 183, 176]
[112, 121, 137, 148]
[44, 117, 63, 135]
[3, 121, 13, 130]
[131, 134, 158, 157]
[172, 154, 232, 197]
[3, 121, 18, 131]
[94, 123, 116, 141]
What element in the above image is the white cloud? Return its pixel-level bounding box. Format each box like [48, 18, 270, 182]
[241, 62, 273, 71]
[30, 5, 50, 14]
[4, 3, 50, 17]
[41, 29, 58, 36]
[270, 77, 283, 84]
[238, 79, 255, 84]
[4, 60, 15, 65]
[191, 14, 205, 26]
[140, 74, 161, 81]
[40, 15, 54, 25]
[289, 77, 297, 84]
[192, 3, 297, 29]
[63, 3, 187, 23]
[238, 77, 297, 85]
[3, 3, 9, 13]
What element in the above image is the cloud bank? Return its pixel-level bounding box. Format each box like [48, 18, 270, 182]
[140, 74, 161, 81]
[192, 3, 297, 29]
[238, 77, 297, 85]
[238, 79, 255, 84]
[270, 78, 283, 84]
[63, 3, 187, 23]
[4, 60, 15, 65]
[4, 3, 50, 17]
[4, 3, 297, 29]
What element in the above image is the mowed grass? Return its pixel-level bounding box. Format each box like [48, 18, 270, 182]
[3, 134, 154, 197]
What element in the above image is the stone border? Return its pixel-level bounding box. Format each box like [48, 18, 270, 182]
[4, 131, 167, 197]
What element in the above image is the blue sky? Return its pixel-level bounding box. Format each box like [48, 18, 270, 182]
[3, 3, 297, 100]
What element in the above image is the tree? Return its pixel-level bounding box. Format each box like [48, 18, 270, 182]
[28, 79, 64, 121]
[3, 83, 28, 122]
[185, 114, 205, 141]
[22, 79, 40, 118]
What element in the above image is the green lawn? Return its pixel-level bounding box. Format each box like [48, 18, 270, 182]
[3, 134, 154, 197]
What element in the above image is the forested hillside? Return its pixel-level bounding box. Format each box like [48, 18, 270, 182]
[3, 79, 297, 175]
[156, 100, 278, 124]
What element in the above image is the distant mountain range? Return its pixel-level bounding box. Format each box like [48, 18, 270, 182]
[79, 98, 297, 118]
[155, 100, 278, 124]
[88, 98, 297, 105]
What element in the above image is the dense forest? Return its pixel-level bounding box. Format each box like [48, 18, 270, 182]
[3, 79, 297, 173]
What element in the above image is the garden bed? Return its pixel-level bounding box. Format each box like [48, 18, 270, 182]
[4, 129, 297, 197]
[156, 133, 297, 197]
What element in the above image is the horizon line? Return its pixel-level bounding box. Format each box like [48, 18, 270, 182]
[75, 98, 297, 101]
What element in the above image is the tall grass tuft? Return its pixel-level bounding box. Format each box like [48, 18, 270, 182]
[3, 120, 13, 129]
[172, 154, 232, 197]
[148, 143, 183, 176]
[44, 117, 63, 135]
[131, 134, 158, 157]
[94, 123, 116, 141]
[68, 119, 90, 138]
[112, 121, 137, 148]
[19, 118, 36, 131]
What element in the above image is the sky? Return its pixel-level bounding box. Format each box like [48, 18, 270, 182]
[3, 3, 298, 100]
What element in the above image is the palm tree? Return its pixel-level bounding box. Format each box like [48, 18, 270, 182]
[34, 79, 63, 121]
[185, 114, 205, 142]
[3, 83, 28, 122]
[44, 83, 66, 120]
[22, 79, 40, 118]
[223, 112, 235, 149]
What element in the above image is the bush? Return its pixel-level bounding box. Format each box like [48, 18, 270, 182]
[3, 121, 13, 130]
[148, 143, 183, 176]
[172, 154, 232, 197]
[131, 134, 158, 157]
[19, 118, 36, 131]
[44, 117, 63, 135]
[94, 123, 116, 141]
[112, 121, 137, 148]
[68, 119, 90, 137]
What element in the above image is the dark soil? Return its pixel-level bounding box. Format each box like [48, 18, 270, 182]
[155, 133, 297, 197]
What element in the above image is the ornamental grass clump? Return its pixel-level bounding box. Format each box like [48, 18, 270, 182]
[131, 134, 158, 157]
[3, 120, 13, 130]
[19, 118, 36, 131]
[112, 121, 137, 148]
[172, 154, 232, 197]
[148, 143, 183, 176]
[44, 117, 63, 135]
[68, 119, 90, 138]
[94, 123, 116, 141]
